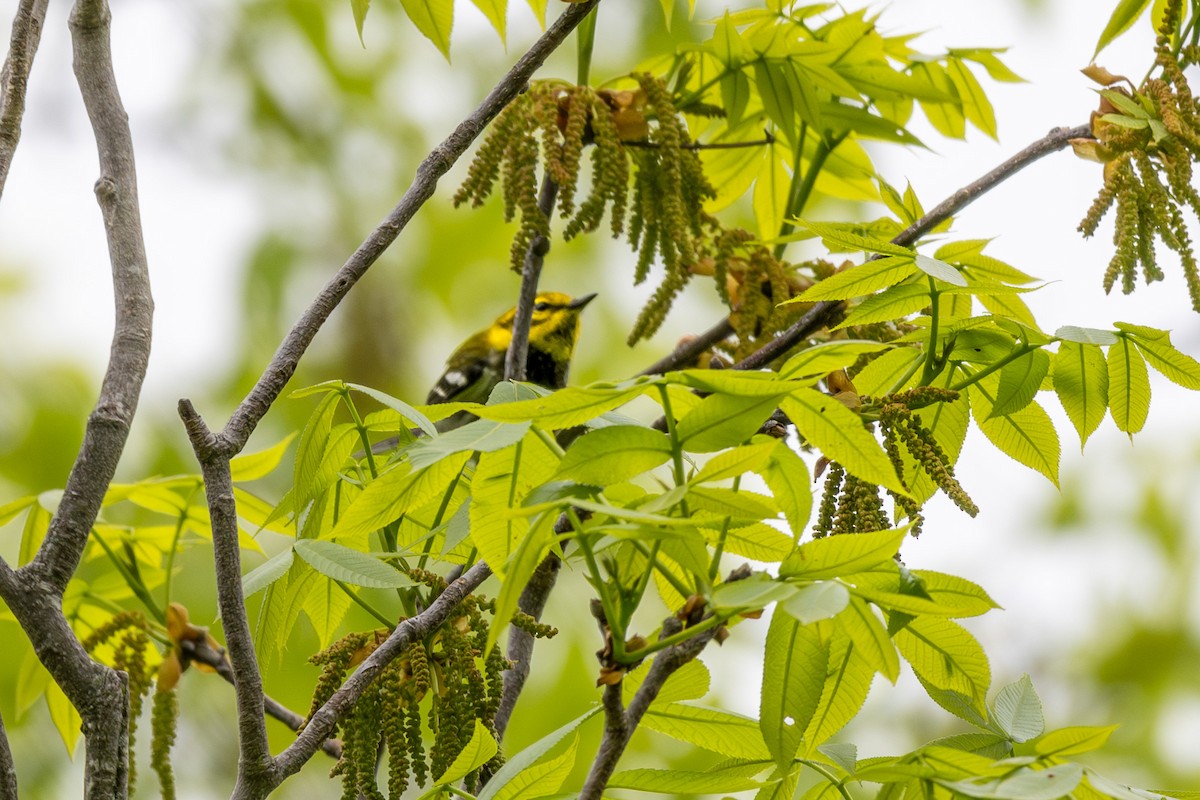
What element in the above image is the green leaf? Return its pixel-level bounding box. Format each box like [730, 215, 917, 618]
[1093, 0, 1153, 57]
[784, 388, 906, 494]
[477, 708, 601, 800]
[470, 433, 559, 571]
[835, 283, 931, 329]
[895, 616, 991, 716]
[840, 595, 900, 682]
[755, 60, 800, 147]
[797, 221, 915, 257]
[0, 495, 35, 528]
[1055, 326, 1119, 345]
[292, 539, 414, 588]
[556, 425, 672, 485]
[46, 680, 81, 755]
[781, 525, 909, 580]
[762, 443, 813, 536]
[677, 392, 786, 453]
[968, 374, 1060, 486]
[231, 434, 296, 482]
[642, 703, 771, 760]
[779, 340, 894, 380]
[946, 59, 998, 139]
[399, 0, 454, 58]
[351, 0, 370, 43]
[990, 349, 1050, 417]
[761, 608, 829, 767]
[294, 391, 340, 516]
[469, 0, 507, 41]
[939, 762, 1082, 800]
[797, 257, 918, 302]
[1053, 342, 1109, 448]
[847, 568, 998, 618]
[852, 347, 923, 396]
[242, 547, 295, 597]
[1122, 327, 1200, 389]
[347, 382, 438, 437]
[692, 442, 776, 484]
[331, 453, 470, 539]
[914, 254, 967, 286]
[991, 674, 1044, 742]
[490, 732, 578, 800]
[475, 384, 645, 428]
[711, 574, 798, 612]
[408, 418, 532, 468]
[716, 521, 795, 562]
[1034, 725, 1119, 757]
[1108, 337, 1151, 435]
[780, 582, 850, 624]
[624, 659, 710, 706]
[487, 512, 554, 654]
[609, 769, 768, 793]
[802, 626, 874, 752]
[436, 720, 498, 784]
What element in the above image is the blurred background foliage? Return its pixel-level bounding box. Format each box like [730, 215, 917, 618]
[0, 0, 1197, 796]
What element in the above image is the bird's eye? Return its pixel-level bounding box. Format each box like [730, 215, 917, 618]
[533, 301, 551, 312]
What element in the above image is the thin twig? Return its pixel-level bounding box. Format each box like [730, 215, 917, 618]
[215, 0, 602, 456]
[0, 0, 48, 199]
[505, 174, 560, 381]
[732, 124, 1093, 371]
[639, 318, 735, 376]
[624, 133, 774, 151]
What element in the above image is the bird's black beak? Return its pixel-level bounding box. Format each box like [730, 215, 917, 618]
[569, 292, 598, 310]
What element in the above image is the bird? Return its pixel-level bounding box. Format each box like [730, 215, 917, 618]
[426, 291, 597, 409]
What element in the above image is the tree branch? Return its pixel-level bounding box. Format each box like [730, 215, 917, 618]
[506, 175, 560, 382]
[0, 703, 17, 800]
[214, 0, 601, 455]
[178, 400, 273, 791]
[26, 0, 154, 596]
[0, 0, 48, 199]
[579, 616, 719, 800]
[732, 124, 1092, 371]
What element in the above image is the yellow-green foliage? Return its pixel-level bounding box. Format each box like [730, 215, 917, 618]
[1079, 0, 1200, 310]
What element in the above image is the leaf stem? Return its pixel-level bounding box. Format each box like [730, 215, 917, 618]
[334, 580, 396, 630]
[949, 342, 1040, 392]
[920, 277, 942, 385]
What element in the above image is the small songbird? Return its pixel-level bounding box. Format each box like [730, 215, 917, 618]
[427, 291, 597, 407]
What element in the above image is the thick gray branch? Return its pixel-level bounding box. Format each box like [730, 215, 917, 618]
[0, 1, 152, 797]
[27, 0, 153, 596]
[492, 552, 560, 743]
[178, 400, 273, 793]
[0, 0, 48, 199]
[216, 0, 602, 454]
[0, 701, 16, 800]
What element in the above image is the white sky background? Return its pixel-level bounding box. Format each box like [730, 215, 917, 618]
[2, 0, 1199, 782]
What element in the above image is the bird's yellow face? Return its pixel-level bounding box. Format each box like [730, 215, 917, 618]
[485, 292, 596, 361]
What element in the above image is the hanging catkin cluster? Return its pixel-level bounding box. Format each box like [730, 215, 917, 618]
[304, 572, 553, 799]
[455, 74, 718, 344]
[814, 388, 976, 538]
[83, 612, 154, 797]
[1079, 0, 1200, 311]
[454, 79, 634, 272]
